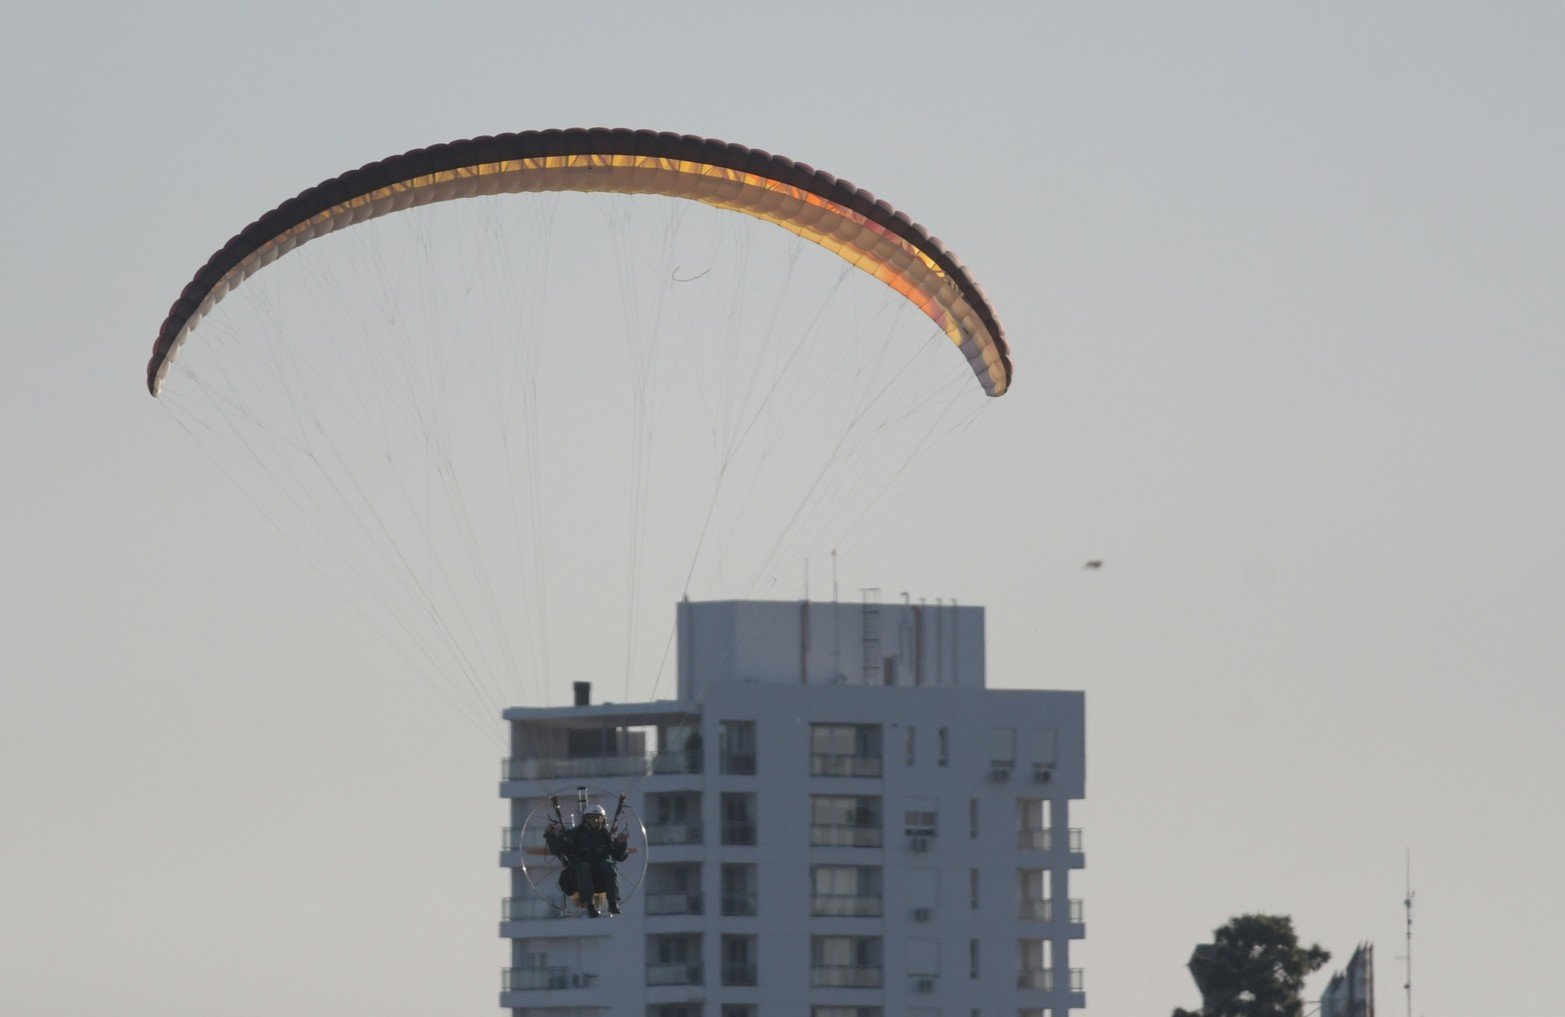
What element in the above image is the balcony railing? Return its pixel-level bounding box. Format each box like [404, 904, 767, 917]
[1069, 898, 1084, 924]
[501, 827, 526, 851]
[1069, 828, 1083, 853]
[1070, 967, 1085, 992]
[1017, 969, 1053, 991]
[1016, 828, 1051, 851]
[645, 891, 704, 916]
[502, 751, 702, 781]
[1018, 899, 1052, 921]
[810, 825, 882, 847]
[810, 753, 883, 778]
[811, 965, 883, 988]
[811, 894, 883, 917]
[503, 967, 594, 991]
[503, 896, 564, 921]
[646, 822, 703, 846]
[645, 963, 703, 986]
[721, 891, 757, 916]
[720, 753, 757, 775]
[722, 962, 758, 986]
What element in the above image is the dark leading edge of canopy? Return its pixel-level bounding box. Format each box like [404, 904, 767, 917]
[148, 128, 1012, 395]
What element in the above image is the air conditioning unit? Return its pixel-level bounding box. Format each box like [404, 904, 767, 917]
[1032, 765, 1053, 784]
[910, 836, 930, 852]
[913, 907, 932, 922]
[990, 766, 1011, 782]
[916, 977, 936, 992]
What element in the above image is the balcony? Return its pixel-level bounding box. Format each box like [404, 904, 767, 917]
[646, 822, 703, 846]
[1070, 898, 1084, 924]
[811, 965, 883, 988]
[645, 892, 704, 916]
[1017, 969, 1053, 991]
[811, 894, 883, 918]
[722, 962, 758, 986]
[1070, 967, 1085, 992]
[503, 967, 595, 991]
[1069, 828, 1083, 853]
[721, 891, 757, 916]
[645, 963, 704, 986]
[810, 825, 882, 848]
[810, 753, 882, 778]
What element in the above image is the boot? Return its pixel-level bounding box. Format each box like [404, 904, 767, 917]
[586, 903, 601, 918]
[608, 899, 621, 915]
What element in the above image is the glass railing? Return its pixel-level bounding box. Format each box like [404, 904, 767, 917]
[646, 822, 703, 846]
[721, 891, 757, 916]
[502, 752, 702, 780]
[1069, 828, 1083, 853]
[811, 894, 883, 917]
[810, 825, 882, 847]
[1069, 898, 1084, 923]
[1070, 967, 1084, 992]
[722, 962, 758, 986]
[811, 965, 883, 988]
[503, 967, 593, 991]
[1018, 899, 1051, 921]
[721, 821, 757, 846]
[501, 827, 526, 851]
[810, 754, 883, 778]
[1016, 829, 1051, 851]
[645, 891, 704, 916]
[1017, 969, 1053, 991]
[645, 963, 703, 986]
[502, 896, 563, 920]
[719, 753, 757, 775]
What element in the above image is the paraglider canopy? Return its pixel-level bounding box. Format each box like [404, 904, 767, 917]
[147, 128, 1012, 398]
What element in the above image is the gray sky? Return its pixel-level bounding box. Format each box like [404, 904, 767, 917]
[4, 3, 1562, 1014]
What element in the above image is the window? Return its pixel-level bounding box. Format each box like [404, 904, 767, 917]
[722, 1006, 757, 1017]
[1017, 799, 1050, 851]
[720, 792, 756, 845]
[905, 725, 916, 765]
[938, 726, 949, 766]
[722, 863, 757, 916]
[811, 1008, 883, 1017]
[811, 935, 882, 988]
[970, 868, 980, 909]
[905, 797, 938, 837]
[649, 1006, 702, 1017]
[970, 937, 981, 978]
[810, 723, 882, 777]
[1018, 939, 1051, 991]
[812, 865, 882, 916]
[646, 934, 702, 986]
[645, 863, 703, 916]
[1018, 869, 1050, 921]
[811, 794, 882, 847]
[969, 797, 979, 839]
[719, 720, 756, 775]
[645, 792, 702, 845]
[991, 727, 1016, 767]
[721, 934, 758, 986]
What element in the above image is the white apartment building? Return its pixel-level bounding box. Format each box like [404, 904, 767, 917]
[499, 597, 1086, 1017]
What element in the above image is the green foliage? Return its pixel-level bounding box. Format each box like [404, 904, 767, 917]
[1172, 914, 1330, 1017]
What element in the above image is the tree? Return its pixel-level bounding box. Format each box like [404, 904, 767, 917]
[1172, 914, 1330, 1017]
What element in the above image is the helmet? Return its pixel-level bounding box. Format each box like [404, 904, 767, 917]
[583, 804, 607, 825]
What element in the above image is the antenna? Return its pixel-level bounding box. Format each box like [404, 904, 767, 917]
[1402, 850, 1414, 1017]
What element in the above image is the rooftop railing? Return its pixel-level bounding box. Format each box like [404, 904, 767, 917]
[503, 751, 702, 781]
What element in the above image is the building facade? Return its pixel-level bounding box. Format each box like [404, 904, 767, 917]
[500, 598, 1086, 1016]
